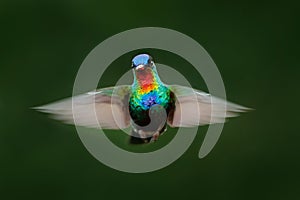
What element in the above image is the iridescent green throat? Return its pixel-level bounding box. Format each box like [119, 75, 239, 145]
[130, 66, 170, 110]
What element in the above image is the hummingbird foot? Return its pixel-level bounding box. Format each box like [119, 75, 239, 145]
[150, 132, 160, 142]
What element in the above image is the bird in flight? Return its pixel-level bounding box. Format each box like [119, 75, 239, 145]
[36, 54, 250, 144]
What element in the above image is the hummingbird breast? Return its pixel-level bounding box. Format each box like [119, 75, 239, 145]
[129, 85, 175, 130]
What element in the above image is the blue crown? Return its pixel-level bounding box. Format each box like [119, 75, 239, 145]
[132, 54, 151, 67]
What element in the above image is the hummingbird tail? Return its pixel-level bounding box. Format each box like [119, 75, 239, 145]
[129, 129, 152, 144]
[129, 123, 167, 144]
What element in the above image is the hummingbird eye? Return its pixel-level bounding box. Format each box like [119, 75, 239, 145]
[132, 62, 135, 68]
[147, 56, 153, 65]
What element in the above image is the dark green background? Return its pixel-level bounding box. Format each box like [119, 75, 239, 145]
[1, 0, 299, 199]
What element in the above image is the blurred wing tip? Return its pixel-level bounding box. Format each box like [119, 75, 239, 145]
[234, 105, 254, 112]
[31, 105, 59, 113]
[31, 105, 48, 112]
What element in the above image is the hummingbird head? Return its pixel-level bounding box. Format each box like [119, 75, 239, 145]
[131, 54, 162, 89]
[131, 54, 153, 70]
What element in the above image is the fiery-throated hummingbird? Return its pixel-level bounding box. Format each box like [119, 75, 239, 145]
[36, 54, 249, 144]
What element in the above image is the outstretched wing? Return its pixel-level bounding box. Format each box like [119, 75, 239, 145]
[168, 85, 250, 127]
[34, 85, 131, 129]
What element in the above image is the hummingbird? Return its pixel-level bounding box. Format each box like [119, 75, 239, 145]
[36, 54, 249, 144]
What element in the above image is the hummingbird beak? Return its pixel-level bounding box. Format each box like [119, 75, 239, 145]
[135, 62, 154, 71]
[135, 64, 146, 70]
[134, 64, 154, 81]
